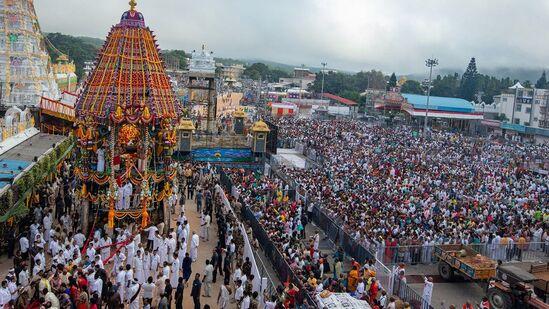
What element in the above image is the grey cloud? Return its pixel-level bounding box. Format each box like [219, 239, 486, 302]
[35, 0, 549, 74]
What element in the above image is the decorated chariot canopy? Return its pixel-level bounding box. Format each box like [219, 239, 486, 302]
[75, 0, 182, 126]
[74, 0, 182, 229]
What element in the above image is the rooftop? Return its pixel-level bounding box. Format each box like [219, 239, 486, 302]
[323, 93, 358, 106]
[402, 93, 474, 113]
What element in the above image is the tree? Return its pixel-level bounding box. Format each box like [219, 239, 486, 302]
[387, 73, 397, 90]
[45, 33, 99, 78]
[400, 80, 423, 94]
[162, 50, 188, 70]
[523, 80, 532, 88]
[535, 71, 547, 89]
[432, 73, 460, 97]
[340, 90, 360, 102]
[243, 63, 269, 80]
[459, 57, 479, 101]
[242, 63, 289, 81]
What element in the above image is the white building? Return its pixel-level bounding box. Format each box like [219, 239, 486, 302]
[475, 82, 549, 144]
[486, 83, 549, 129]
[189, 44, 216, 74]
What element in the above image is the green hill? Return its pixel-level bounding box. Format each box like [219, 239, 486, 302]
[45, 33, 99, 79]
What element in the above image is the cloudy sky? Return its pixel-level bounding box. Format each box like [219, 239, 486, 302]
[35, 0, 549, 74]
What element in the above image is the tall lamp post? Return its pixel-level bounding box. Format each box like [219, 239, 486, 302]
[320, 62, 327, 100]
[423, 58, 438, 136]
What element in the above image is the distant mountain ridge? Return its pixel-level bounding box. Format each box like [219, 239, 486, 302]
[406, 67, 547, 83]
[45, 33, 546, 82]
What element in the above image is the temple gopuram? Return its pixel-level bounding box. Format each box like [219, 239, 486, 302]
[74, 0, 182, 231]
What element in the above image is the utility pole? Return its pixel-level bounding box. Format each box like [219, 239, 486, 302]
[423, 58, 438, 136]
[320, 62, 327, 100]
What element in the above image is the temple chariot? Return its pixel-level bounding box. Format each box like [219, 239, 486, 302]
[74, 0, 182, 230]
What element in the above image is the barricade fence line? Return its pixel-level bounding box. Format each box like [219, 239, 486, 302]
[271, 165, 433, 308]
[373, 242, 548, 266]
[218, 168, 318, 307]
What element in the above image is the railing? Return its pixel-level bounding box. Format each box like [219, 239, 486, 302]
[273, 166, 432, 308]
[310, 205, 375, 263]
[39, 96, 75, 121]
[218, 168, 317, 307]
[393, 277, 430, 309]
[241, 206, 317, 307]
[375, 242, 548, 266]
[215, 182, 277, 301]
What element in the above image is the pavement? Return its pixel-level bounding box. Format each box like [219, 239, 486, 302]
[403, 259, 546, 307]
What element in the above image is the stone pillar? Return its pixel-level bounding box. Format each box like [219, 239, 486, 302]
[177, 119, 195, 153]
[251, 120, 270, 154]
[206, 78, 217, 134]
[233, 110, 246, 135]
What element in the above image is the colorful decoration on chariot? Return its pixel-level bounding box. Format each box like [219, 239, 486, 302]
[75, 0, 182, 226]
[75, 0, 182, 126]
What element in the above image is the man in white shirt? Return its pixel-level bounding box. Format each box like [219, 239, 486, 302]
[93, 273, 103, 298]
[73, 230, 86, 249]
[18, 267, 29, 287]
[144, 225, 159, 251]
[99, 235, 112, 260]
[0, 280, 11, 308]
[234, 280, 243, 304]
[150, 250, 160, 279]
[142, 277, 155, 304]
[43, 210, 53, 242]
[202, 259, 214, 297]
[7, 276, 17, 302]
[44, 288, 60, 308]
[203, 214, 211, 241]
[190, 232, 199, 262]
[116, 266, 127, 300]
[240, 291, 250, 309]
[19, 234, 29, 259]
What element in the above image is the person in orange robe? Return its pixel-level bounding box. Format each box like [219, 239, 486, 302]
[347, 266, 359, 293]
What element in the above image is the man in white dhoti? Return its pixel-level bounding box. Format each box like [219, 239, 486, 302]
[422, 277, 433, 309]
[143, 250, 151, 280]
[127, 279, 141, 309]
[135, 250, 145, 284]
[99, 234, 112, 261]
[190, 232, 199, 262]
[217, 283, 230, 309]
[170, 254, 180, 287]
[123, 182, 133, 209]
[166, 234, 176, 264]
[43, 211, 52, 242]
[125, 265, 134, 301]
[126, 237, 135, 267]
[150, 249, 160, 279]
[116, 266, 126, 300]
[113, 251, 126, 276]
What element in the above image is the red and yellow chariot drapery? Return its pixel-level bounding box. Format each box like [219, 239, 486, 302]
[74, 2, 182, 228]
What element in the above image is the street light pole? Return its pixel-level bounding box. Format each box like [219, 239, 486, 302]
[423, 58, 438, 136]
[320, 62, 327, 100]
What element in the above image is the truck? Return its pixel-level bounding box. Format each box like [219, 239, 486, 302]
[434, 244, 497, 281]
[530, 263, 549, 302]
[487, 265, 549, 309]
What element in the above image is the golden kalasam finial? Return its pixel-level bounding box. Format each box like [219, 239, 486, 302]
[129, 0, 137, 10]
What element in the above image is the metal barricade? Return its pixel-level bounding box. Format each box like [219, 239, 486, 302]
[392, 277, 433, 309]
[241, 206, 317, 307]
[377, 242, 549, 266]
